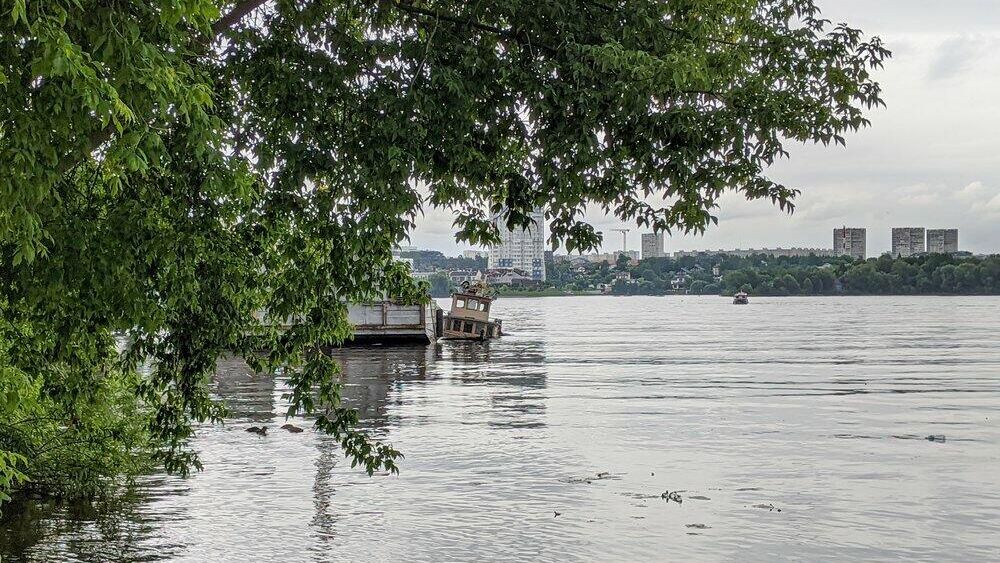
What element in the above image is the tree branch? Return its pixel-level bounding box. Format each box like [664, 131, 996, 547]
[392, 2, 557, 55]
[212, 0, 271, 36]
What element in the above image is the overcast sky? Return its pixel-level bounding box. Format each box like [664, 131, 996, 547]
[410, 1, 1000, 257]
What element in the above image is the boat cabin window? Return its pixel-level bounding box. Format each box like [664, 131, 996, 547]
[463, 321, 474, 333]
[455, 298, 466, 309]
[479, 301, 489, 312]
[466, 298, 478, 309]
[451, 319, 462, 331]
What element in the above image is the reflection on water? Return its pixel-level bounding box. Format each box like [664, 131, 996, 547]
[3, 296, 1000, 562]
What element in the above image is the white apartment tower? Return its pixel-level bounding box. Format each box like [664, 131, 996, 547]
[891, 227, 925, 257]
[641, 233, 666, 259]
[488, 208, 547, 281]
[834, 227, 866, 260]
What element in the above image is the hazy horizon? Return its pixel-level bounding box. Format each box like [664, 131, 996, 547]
[408, 1, 1000, 258]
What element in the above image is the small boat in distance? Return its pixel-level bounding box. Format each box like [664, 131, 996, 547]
[441, 281, 503, 340]
[733, 291, 750, 305]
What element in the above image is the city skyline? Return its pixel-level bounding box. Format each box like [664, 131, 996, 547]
[406, 1, 1000, 256]
[475, 224, 969, 261]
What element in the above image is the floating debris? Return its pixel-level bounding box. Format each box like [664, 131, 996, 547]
[246, 426, 267, 436]
[620, 492, 660, 499]
[686, 524, 711, 529]
[565, 472, 622, 484]
[687, 495, 711, 501]
[281, 423, 304, 433]
[553, 511, 562, 518]
[661, 490, 683, 504]
[751, 503, 782, 512]
[926, 434, 946, 443]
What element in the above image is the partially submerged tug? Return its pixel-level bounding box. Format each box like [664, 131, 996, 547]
[441, 281, 502, 340]
[733, 291, 750, 305]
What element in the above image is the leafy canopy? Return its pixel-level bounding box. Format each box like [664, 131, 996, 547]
[0, 0, 888, 490]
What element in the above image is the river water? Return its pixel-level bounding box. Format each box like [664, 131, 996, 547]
[2, 296, 1000, 562]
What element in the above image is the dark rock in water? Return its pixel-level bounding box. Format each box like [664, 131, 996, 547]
[926, 434, 946, 443]
[281, 423, 304, 433]
[246, 426, 267, 436]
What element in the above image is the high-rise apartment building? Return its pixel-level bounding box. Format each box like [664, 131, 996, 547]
[926, 229, 959, 254]
[488, 208, 547, 281]
[641, 233, 666, 260]
[833, 227, 866, 260]
[891, 227, 925, 257]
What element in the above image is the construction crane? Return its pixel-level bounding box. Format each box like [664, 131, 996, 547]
[611, 228, 630, 253]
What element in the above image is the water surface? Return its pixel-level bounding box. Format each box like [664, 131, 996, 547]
[3, 296, 1000, 561]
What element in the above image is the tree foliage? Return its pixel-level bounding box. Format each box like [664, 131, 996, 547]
[714, 254, 1000, 296]
[1, 0, 888, 502]
[427, 271, 454, 298]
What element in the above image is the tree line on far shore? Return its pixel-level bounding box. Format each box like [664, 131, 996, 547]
[718, 253, 1000, 296]
[539, 253, 1000, 296]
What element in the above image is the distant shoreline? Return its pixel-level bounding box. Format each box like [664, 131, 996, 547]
[493, 292, 1000, 298]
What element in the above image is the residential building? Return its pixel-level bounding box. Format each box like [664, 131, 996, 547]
[488, 208, 547, 281]
[670, 272, 691, 290]
[410, 270, 435, 281]
[833, 227, 866, 260]
[462, 250, 488, 259]
[578, 251, 640, 264]
[449, 270, 481, 285]
[485, 268, 541, 287]
[926, 229, 959, 254]
[891, 227, 925, 257]
[641, 233, 666, 259]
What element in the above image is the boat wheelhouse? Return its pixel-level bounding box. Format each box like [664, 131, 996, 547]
[733, 291, 749, 305]
[441, 283, 502, 340]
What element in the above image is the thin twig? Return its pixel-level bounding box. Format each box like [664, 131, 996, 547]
[408, 13, 440, 95]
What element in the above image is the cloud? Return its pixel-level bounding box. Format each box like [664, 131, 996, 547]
[955, 181, 989, 201]
[927, 35, 994, 81]
[971, 191, 1000, 218]
[891, 183, 942, 206]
